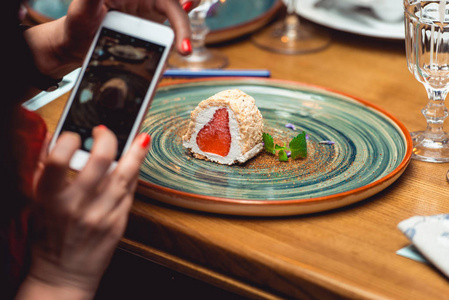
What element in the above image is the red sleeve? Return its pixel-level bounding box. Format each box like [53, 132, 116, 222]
[14, 107, 48, 198]
[3, 107, 47, 296]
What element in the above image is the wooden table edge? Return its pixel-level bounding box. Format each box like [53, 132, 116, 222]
[118, 238, 283, 300]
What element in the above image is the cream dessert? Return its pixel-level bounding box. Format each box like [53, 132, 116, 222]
[182, 89, 264, 165]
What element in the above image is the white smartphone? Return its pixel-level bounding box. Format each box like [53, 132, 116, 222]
[49, 11, 174, 171]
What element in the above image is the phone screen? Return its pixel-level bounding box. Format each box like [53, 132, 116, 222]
[60, 27, 165, 160]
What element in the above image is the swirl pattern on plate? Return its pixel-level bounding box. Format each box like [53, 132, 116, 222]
[139, 80, 408, 201]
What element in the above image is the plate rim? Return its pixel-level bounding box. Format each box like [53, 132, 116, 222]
[137, 78, 412, 216]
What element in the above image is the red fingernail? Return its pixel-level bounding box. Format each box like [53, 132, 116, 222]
[139, 133, 151, 148]
[181, 38, 192, 54]
[97, 125, 107, 130]
[182, 1, 194, 12]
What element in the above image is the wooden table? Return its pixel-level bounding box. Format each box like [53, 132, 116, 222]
[36, 21, 449, 300]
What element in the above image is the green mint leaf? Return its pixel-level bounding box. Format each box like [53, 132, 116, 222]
[275, 143, 286, 150]
[278, 150, 289, 162]
[289, 131, 307, 159]
[263, 132, 276, 154]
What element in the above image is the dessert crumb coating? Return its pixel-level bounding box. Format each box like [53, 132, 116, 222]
[182, 89, 264, 164]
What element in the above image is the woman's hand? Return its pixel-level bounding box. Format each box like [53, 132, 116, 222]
[24, 0, 199, 79]
[20, 126, 150, 298]
[64, 0, 199, 60]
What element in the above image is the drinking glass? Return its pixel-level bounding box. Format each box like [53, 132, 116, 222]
[168, 0, 228, 69]
[405, 0, 449, 162]
[251, 0, 330, 54]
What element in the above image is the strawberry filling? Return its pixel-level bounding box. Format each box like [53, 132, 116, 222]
[196, 108, 231, 157]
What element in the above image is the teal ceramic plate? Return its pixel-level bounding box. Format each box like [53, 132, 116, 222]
[137, 79, 412, 216]
[25, 0, 282, 44]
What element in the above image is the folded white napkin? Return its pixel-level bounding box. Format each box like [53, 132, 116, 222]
[398, 214, 449, 278]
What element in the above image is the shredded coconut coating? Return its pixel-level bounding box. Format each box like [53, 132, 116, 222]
[183, 89, 264, 160]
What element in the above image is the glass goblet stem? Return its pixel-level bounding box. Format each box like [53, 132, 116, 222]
[251, 0, 330, 54]
[167, 0, 227, 69]
[411, 86, 449, 162]
[422, 87, 449, 137]
[280, 0, 305, 40]
[189, 8, 211, 61]
[284, 1, 301, 40]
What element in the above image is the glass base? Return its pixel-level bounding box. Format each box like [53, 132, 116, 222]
[251, 19, 331, 54]
[168, 48, 228, 69]
[411, 131, 449, 163]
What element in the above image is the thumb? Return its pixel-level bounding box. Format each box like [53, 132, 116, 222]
[65, 0, 108, 33]
[67, 0, 107, 18]
[63, 0, 108, 55]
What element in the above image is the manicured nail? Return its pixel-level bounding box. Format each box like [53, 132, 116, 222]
[181, 38, 192, 54]
[139, 133, 151, 148]
[97, 125, 107, 130]
[182, 1, 194, 12]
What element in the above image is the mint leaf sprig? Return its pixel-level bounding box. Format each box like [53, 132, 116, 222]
[262, 131, 307, 161]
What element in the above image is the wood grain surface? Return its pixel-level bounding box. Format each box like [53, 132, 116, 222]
[36, 18, 449, 300]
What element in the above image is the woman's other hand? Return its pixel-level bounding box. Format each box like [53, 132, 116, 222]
[18, 126, 150, 298]
[24, 0, 199, 80]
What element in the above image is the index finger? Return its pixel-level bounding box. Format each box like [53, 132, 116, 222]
[162, 0, 193, 55]
[75, 125, 117, 193]
[113, 132, 151, 183]
[92, 133, 150, 214]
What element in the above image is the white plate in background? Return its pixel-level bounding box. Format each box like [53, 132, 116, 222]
[296, 0, 405, 40]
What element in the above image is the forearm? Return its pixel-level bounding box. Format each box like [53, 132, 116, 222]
[15, 276, 95, 300]
[15, 252, 103, 300]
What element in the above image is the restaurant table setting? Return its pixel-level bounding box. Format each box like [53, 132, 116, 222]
[24, 0, 449, 298]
